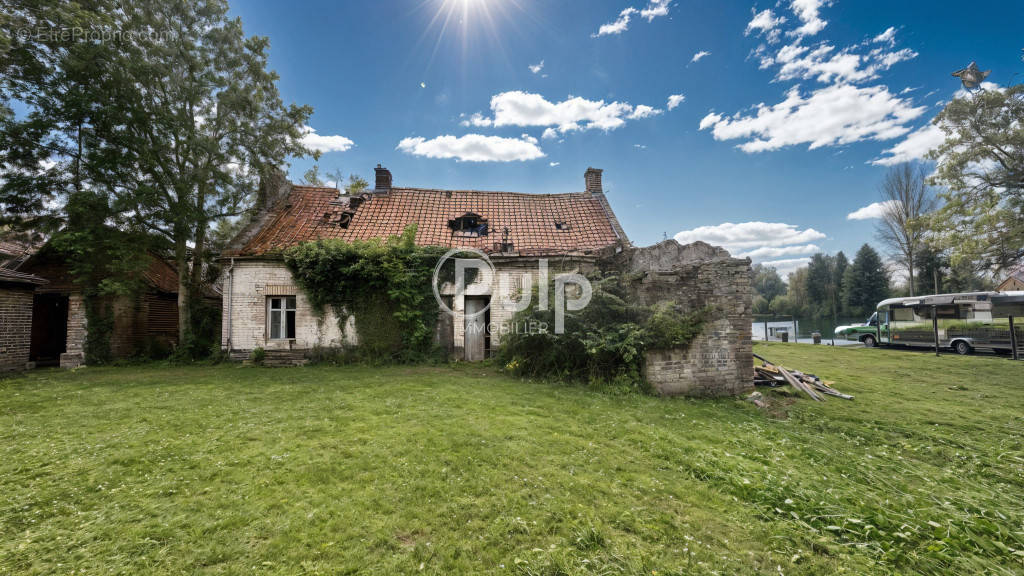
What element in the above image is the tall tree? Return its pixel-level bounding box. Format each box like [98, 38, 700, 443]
[752, 263, 786, 303]
[876, 163, 937, 296]
[842, 244, 890, 318]
[929, 83, 1024, 273]
[805, 253, 845, 321]
[2, 0, 312, 354]
[86, 0, 312, 351]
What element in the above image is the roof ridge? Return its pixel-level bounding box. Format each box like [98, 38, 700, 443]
[391, 187, 591, 198]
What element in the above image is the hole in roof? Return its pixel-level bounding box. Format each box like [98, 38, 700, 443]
[449, 212, 488, 236]
[554, 220, 570, 230]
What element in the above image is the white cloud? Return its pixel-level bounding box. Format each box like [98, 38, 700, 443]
[698, 112, 722, 130]
[529, 60, 545, 74]
[549, 161, 560, 167]
[633, 144, 647, 150]
[674, 221, 825, 252]
[301, 126, 354, 153]
[761, 257, 814, 277]
[667, 94, 685, 110]
[640, 0, 670, 21]
[628, 104, 663, 119]
[396, 134, 545, 162]
[872, 123, 945, 165]
[541, 127, 559, 140]
[746, 9, 786, 42]
[698, 83, 925, 153]
[873, 26, 896, 46]
[593, 7, 637, 37]
[594, 1, 669, 37]
[738, 243, 822, 259]
[465, 91, 660, 135]
[847, 200, 898, 220]
[690, 50, 711, 63]
[760, 42, 918, 84]
[675, 222, 822, 275]
[789, 0, 830, 38]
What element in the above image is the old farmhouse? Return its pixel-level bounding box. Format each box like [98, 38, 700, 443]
[221, 166, 754, 396]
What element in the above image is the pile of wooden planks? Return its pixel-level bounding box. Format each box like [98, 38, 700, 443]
[753, 353, 853, 401]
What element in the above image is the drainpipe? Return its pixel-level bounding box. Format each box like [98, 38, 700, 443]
[226, 258, 234, 352]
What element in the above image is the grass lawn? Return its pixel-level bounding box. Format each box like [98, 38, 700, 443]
[1, 344, 1022, 575]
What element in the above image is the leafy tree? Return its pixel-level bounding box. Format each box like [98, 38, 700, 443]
[876, 163, 937, 296]
[101, 0, 312, 352]
[806, 253, 845, 321]
[772, 267, 810, 318]
[0, 0, 116, 234]
[929, 83, 1024, 273]
[842, 244, 889, 318]
[751, 264, 786, 304]
[302, 165, 324, 186]
[345, 174, 370, 194]
[915, 243, 948, 295]
[2, 0, 313, 356]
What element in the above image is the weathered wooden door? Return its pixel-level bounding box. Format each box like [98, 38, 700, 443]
[464, 297, 488, 361]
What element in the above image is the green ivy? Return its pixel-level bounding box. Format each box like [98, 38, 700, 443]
[283, 225, 457, 363]
[496, 271, 714, 393]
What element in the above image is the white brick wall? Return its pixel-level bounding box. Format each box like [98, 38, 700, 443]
[221, 260, 354, 351]
[222, 258, 587, 356]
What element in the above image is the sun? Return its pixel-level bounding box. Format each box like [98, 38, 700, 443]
[412, 0, 528, 70]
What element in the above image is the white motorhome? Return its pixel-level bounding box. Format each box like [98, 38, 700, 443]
[873, 291, 1024, 355]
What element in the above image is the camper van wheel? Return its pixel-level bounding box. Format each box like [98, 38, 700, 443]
[953, 340, 971, 356]
[861, 335, 877, 348]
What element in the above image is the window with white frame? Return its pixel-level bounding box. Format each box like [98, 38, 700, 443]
[267, 296, 297, 339]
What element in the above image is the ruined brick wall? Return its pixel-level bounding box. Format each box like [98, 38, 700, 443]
[614, 240, 753, 397]
[0, 286, 34, 372]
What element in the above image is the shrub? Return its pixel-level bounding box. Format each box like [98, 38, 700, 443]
[496, 271, 713, 392]
[249, 347, 265, 365]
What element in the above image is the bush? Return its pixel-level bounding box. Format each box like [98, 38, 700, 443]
[496, 272, 712, 392]
[249, 347, 265, 365]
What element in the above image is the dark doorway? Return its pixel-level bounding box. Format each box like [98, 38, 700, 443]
[31, 293, 68, 365]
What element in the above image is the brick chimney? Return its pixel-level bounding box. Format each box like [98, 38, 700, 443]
[584, 167, 603, 195]
[374, 164, 392, 192]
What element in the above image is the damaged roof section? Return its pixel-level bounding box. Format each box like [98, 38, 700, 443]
[226, 168, 629, 258]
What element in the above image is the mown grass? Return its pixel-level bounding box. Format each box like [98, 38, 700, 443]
[0, 344, 1022, 575]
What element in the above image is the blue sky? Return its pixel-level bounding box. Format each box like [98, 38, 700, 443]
[229, 0, 1024, 276]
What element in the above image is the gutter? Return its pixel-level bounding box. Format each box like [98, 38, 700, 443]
[226, 257, 234, 352]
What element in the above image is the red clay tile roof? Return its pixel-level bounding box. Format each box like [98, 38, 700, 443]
[229, 186, 624, 257]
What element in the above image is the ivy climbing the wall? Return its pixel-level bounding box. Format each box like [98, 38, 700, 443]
[284, 225, 456, 362]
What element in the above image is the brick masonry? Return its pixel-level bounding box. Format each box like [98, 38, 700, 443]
[614, 240, 754, 397]
[0, 285, 35, 372]
[60, 293, 86, 369]
[221, 240, 753, 398]
[221, 260, 353, 352]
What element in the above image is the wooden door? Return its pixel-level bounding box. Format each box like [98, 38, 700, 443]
[464, 297, 488, 361]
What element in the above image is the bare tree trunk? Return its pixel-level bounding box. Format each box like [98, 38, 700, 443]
[876, 164, 936, 298]
[176, 236, 190, 347]
[908, 252, 915, 296]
